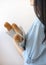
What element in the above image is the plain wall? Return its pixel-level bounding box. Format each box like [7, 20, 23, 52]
[0, 0, 36, 65]
[0, 0, 36, 33]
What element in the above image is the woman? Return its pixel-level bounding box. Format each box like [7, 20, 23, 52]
[14, 0, 46, 65]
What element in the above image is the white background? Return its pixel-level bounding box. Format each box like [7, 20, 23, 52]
[0, 0, 36, 65]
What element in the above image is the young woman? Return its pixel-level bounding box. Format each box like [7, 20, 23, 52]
[14, 0, 46, 65]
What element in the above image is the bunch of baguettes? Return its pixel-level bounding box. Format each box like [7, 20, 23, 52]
[4, 22, 25, 47]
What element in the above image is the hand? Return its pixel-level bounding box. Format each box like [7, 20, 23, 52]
[13, 33, 24, 58]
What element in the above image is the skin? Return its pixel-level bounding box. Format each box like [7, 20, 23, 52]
[14, 0, 34, 58]
[30, 0, 34, 5]
[14, 0, 34, 57]
[16, 0, 45, 57]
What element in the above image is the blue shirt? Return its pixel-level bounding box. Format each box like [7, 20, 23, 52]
[22, 16, 46, 65]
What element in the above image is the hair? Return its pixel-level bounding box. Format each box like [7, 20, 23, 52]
[34, 0, 46, 43]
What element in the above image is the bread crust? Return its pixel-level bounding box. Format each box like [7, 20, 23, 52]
[13, 34, 24, 43]
[12, 23, 23, 35]
[4, 22, 12, 31]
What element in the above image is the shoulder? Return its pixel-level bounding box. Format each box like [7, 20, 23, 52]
[27, 16, 44, 34]
[26, 16, 44, 40]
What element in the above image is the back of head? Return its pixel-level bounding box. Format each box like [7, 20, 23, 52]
[34, 0, 46, 26]
[34, 0, 46, 43]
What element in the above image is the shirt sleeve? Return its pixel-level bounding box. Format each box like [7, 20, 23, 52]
[22, 50, 28, 62]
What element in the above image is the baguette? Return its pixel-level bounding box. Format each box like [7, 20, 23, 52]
[12, 23, 23, 35]
[13, 34, 24, 44]
[4, 22, 12, 31]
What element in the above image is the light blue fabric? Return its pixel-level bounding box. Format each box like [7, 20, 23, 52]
[22, 16, 46, 65]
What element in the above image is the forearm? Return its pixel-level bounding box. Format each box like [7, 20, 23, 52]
[14, 42, 24, 58]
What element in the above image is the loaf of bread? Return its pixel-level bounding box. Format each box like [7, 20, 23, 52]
[4, 22, 25, 47]
[4, 22, 12, 31]
[12, 23, 23, 35]
[13, 34, 24, 44]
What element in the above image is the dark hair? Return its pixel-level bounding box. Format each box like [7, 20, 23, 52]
[34, 0, 46, 43]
